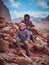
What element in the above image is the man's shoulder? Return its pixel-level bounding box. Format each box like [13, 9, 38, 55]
[29, 20, 32, 23]
[29, 20, 35, 27]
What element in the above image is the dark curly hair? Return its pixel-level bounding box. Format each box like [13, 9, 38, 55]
[24, 14, 30, 20]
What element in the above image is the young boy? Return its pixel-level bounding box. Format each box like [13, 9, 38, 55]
[16, 23, 30, 56]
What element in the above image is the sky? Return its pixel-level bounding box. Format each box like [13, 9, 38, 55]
[2, 0, 49, 20]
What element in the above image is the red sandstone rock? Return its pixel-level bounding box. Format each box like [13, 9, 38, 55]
[47, 39, 49, 46]
[35, 44, 43, 51]
[0, 18, 49, 65]
[9, 29, 15, 36]
[0, 33, 3, 38]
[0, 39, 9, 52]
[4, 35, 15, 43]
[28, 40, 35, 49]
[2, 27, 11, 33]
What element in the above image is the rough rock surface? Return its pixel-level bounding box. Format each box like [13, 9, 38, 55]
[0, 0, 11, 22]
[0, 18, 49, 65]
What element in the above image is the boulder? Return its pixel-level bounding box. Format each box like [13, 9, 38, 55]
[0, 53, 33, 65]
[35, 44, 43, 51]
[0, 0, 11, 22]
[9, 29, 15, 36]
[2, 27, 11, 33]
[28, 40, 35, 49]
[0, 33, 3, 38]
[47, 39, 49, 47]
[4, 35, 15, 42]
[0, 59, 5, 65]
[0, 18, 6, 28]
[0, 39, 9, 52]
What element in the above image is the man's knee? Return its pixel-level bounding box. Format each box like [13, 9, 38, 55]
[15, 39, 21, 47]
[24, 41, 29, 50]
[24, 41, 29, 46]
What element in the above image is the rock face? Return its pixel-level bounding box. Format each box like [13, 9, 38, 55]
[0, 0, 11, 22]
[0, 17, 49, 65]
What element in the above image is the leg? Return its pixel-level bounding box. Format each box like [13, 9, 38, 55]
[23, 41, 30, 56]
[15, 39, 21, 49]
[30, 35, 35, 42]
[15, 39, 23, 55]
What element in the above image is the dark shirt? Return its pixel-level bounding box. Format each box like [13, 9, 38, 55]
[21, 20, 35, 28]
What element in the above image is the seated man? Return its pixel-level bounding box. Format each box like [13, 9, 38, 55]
[16, 23, 31, 56]
[20, 14, 38, 42]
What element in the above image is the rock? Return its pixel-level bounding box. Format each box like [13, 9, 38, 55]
[2, 27, 11, 33]
[47, 38, 49, 47]
[0, 39, 9, 52]
[0, 53, 33, 65]
[33, 62, 37, 65]
[0, 17, 6, 28]
[8, 49, 17, 54]
[17, 49, 26, 56]
[0, 33, 3, 38]
[4, 35, 15, 42]
[35, 44, 43, 51]
[0, 0, 11, 22]
[28, 40, 35, 49]
[0, 59, 5, 65]
[9, 29, 15, 36]
[6, 63, 18, 65]
[12, 24, 19, 30]
[42, 46, 49, 55]
[0, 15, 49, 65]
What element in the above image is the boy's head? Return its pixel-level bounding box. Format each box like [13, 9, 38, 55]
[19, 23, 26, 30]
[24, 14, 30, 21]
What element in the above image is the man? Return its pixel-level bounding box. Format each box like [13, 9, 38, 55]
[21, 14, 35, 28]
[16, 23, 30, 56]
[21, 14, 38, 42]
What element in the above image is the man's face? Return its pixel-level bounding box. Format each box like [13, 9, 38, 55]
[20, 25, 25, 30]
[19, 24, 26, 30]
[25, 16, 29, 21]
